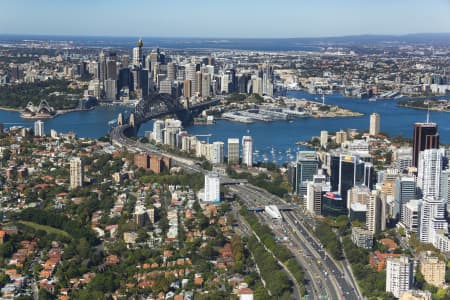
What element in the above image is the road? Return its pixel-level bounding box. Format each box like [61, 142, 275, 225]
[231, 184, 343, 300]
[110, 116, 362, 300]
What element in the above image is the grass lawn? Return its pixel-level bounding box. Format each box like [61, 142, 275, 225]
[18, 221, 72, 239]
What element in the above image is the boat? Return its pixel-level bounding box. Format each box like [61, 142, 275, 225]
[369, 97, 377, 102]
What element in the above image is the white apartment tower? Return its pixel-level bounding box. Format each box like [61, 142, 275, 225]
[420, 196, 448, 244]
[367, 190, 381, 234]
[242, 136, 253, 167]
[320, 130, 328, 148]
[211, 141, 224, 164]
[386, 256, 414, 298]
[204, 172, 220, 203]
[152, 120, 165, 144]
[34, 120, 44, 137]
[70, 157, 83, 189]
[369, 112, 380, 136]
[417, 148, 444, 198]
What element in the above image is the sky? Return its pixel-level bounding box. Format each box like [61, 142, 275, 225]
[1, 0, 450, 38]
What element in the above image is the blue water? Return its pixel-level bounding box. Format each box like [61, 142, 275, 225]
[1, 91, 449, 164]
[166, 91, 450, 164]
[0, 105, 126, 138]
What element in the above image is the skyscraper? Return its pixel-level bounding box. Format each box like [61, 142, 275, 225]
[320, 130, 328, 148]
[132, 38, 143, 67]
[413, 122, 439, 168]
[201, 73, 211, 97]
[417, 148, 445, 198]
[367, 190, 382, 234]
[242, 136, 253, 167]
[334, 154, 365, 202]
[420, 195, 447, 244]
[104, 79, 117, 101]
[183, 79, 192, 98]
[440, 169, 450, 213]
[34, 120, 44, 137]
[70, 157, 83, 189]
[296, 151, 320, 196]
[152, 120, 165, 144]
[369, 113, 380, 136]
[185, 63, 197, 95]
[227, 138, 239, 164]
[211, 141, 224, 164]
[394, 176, 417, 218]
[167, 62, 176, 82]
[204, 172, 220, 203]
[386, 256, 414, 298]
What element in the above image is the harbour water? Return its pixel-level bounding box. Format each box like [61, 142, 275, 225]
[0, 91, 449, 164]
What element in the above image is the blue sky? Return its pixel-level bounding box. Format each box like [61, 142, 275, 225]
[1, 0, 450, 38]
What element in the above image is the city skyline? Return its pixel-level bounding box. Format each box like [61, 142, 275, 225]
[1, 0, 450, 38]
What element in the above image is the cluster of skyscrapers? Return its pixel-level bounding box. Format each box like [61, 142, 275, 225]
[84, 39, 276, 102]
[290, 115, 450, 249]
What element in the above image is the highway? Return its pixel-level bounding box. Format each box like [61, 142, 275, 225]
[230, 184, 361, 300]
[109, 102, 362, 300]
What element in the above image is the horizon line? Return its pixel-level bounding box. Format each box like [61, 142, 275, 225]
[1, 32, 450, 40]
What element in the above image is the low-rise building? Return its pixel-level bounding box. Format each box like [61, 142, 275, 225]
[420, 256, 446, 287]
[351, 227, 374, 249]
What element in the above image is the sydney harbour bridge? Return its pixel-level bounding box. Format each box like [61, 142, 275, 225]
[110, 92, 219, 142]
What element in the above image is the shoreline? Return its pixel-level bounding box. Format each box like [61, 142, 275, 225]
[0, 106, 22, 112]
[396, 103, 450, 113]
[0, 106, 97, 119]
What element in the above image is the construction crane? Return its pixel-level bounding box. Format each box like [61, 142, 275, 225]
[195, 134, 212, 144]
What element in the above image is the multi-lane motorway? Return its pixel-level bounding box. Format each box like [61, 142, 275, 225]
[230, 184, 362, 300]
[110, 123, 362, 300]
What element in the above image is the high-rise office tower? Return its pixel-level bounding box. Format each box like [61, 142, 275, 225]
[195, 71, 202, 95]
[70, 157, 83, 189]
[106, 59, 117, 80]
[167, 62, 176, 82]
[104, 79, 117, 101]
[369, 113, 380, 136]
[201, 73, 211, 97]
[132, 38, 143, 67]
[394, 176, 417, 218]
[417, 149, 445, 198]
[183, 80, 192, 98]
[98, 50, 106, 84]
[386, 256, 414, 298]
[204, 172, 220, 203]
[242, 136, 253, 167]
[413, 122, 439, 168]
[211, 141, 224, 164]
[185, 63, 197, 95]
[34, 120, 44, 137]
[332, 154, 365, 202]
[420, 196, 447, 244]
[221, 73, 229, 94]
[296, 151, 320, 196]
[227, 138, 240, 164]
